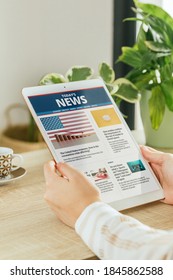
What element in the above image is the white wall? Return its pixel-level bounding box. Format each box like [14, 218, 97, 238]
[0, 0, 113, 129]
[135, 0, 173, 133]
[140, 0, 162, 5]
[162, 0, 173, 16]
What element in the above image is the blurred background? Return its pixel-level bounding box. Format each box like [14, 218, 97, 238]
[0, 0, 172, 139]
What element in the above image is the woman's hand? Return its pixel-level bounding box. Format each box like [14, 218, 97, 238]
[44, 161, 101, 228]
[141, 146, 173, 204]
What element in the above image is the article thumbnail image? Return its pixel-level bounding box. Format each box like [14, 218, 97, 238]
[127, 160, 146, 173]
[40, 111, 98, 148]
[91, 167, 109, 181]
[91, 107, 121, 128]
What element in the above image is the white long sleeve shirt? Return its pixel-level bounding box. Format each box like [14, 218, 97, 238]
[75, 202, 173, 259]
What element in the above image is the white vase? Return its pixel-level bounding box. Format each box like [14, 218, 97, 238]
[140, 91, 173, 148]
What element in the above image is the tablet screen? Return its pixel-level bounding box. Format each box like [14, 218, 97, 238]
[22, 79, 164, 210]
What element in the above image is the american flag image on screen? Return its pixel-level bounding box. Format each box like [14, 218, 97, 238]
[40, 111, 95, 142]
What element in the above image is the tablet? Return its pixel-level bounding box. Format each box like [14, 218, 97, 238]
[22, 78, 164, 210]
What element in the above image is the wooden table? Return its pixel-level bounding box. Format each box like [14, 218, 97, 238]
[0, 149, 173, 260]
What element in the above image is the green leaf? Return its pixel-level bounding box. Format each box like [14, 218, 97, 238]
[113, 77, 137, 86]
[134, 0, 173, 28]
[66, 66, 93, 82]
[141, 51, 158, 68]
[160, 63, 173, 81]
[145, 41, 171, 53]
[126, 67, 157, 91]
[161, 79, 173, 111]
[118, 46, 144, 68]
[145, 16, 173, 48]
[123, 17, 142, 22]
[112, 79, 140, 103]
[134, 0, 173, 48]
[148, 86, 165, 130]
[137, 24, 149, 52]
[105, 83, 118, 94]
[39, 73, 66, 85]
[98, 62, 115, 83]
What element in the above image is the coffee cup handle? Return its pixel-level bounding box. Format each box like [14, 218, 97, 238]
[11, 154, 23, 171]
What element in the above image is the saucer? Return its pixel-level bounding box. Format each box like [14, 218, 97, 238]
[0, 167, 27, 186]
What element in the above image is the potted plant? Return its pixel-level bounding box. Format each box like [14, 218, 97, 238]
[118, 0, 173, 148]
[1, 62, 139, 153]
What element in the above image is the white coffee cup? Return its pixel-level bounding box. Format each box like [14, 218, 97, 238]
[0, 147, 23, 178]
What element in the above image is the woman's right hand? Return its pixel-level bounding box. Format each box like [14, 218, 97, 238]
[141, 146, 173, 204]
